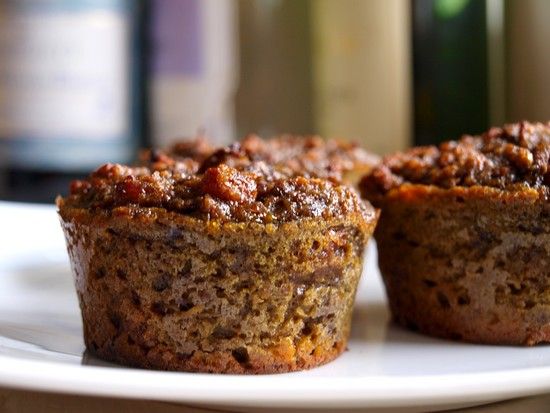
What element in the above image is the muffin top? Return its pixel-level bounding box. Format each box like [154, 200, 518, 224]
[361, 121, 550, 198]
[137, 136, 214, 173]
[143, 134, 379, 182]
[239, 134, 379, 181]
[62, 144, 376, 224]
[169, 135, 215, 162]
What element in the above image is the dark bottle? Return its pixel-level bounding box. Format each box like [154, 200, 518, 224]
[0, 0, 146, 203]
[412, 0, 489, 145]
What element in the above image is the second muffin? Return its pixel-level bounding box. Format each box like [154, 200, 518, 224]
[361, 121, 550, 345]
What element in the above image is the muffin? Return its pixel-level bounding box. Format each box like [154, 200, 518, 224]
[360, 121, 550, 345]
[239, 134, 380, 185]
[158, 134, 379, 185]
[58, 150, 378, 373]
[138, 136, 214, 173]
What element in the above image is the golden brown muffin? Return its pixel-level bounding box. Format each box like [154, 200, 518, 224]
[58, 150, 378, 373]
[360, 121, 550, 345]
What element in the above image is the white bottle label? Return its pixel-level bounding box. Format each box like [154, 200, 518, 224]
[0, 5, 130, 141]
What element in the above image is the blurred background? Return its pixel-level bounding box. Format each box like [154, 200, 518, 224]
[0, 0, 549, 202]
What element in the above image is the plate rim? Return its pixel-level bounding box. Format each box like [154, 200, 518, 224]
[1, 353, 550, 409]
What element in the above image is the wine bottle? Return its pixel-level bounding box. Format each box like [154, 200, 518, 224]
[412, 0, 489, 145]
[0, 0, 145, 203]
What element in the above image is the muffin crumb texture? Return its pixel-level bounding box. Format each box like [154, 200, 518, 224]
[374, 186, 550, 345]
[60, 211, 373, 373]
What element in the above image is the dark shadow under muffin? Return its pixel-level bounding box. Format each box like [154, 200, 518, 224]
[58, 150, 378, 373]
[360, 121, 550, 345]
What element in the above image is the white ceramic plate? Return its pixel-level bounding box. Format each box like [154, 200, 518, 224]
[1, 201, 550, 412]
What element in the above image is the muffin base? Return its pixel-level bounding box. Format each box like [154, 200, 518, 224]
[59, 206, 375, 373]
[375, 185, 550, 345]
[86, 332, 347, 374]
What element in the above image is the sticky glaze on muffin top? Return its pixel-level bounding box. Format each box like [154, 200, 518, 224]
[239, 134, 380, 181]
[137, 136, 214, 173]
[361, 121, 550, 198]
[64, 145, 375, 224]
[141, 134, 379, 182]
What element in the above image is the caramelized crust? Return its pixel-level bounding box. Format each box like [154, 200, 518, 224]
[140, 134, 379, 185]
[64, 163, 375, 225]
[361, 121, 550, 200]
[239, 134, 379, 183]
